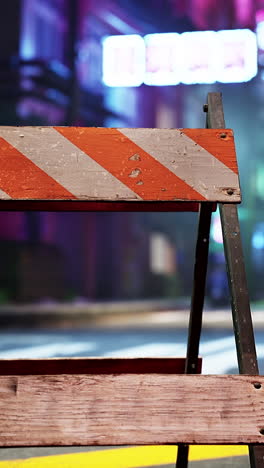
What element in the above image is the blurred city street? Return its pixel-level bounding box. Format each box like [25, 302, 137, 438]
[1, 0, 264, 467]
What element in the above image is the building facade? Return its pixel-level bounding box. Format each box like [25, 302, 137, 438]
[0, 0, 155, 302]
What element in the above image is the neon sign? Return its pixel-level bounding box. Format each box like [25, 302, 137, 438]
[144, 33, 181, 86]
[180, 31, 219, 84]
[102, 30, 257, 87]
[217, 29, 257, 83]
[102, 35, 145, 87]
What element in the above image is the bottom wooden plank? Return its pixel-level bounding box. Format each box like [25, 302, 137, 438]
[0, 374, 263, 446]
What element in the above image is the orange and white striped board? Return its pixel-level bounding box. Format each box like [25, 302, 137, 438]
[0, 127, 240, 210]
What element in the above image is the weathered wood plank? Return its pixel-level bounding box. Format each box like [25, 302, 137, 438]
[0, 127, 240, 203]
[0, 374, 263, 446]
[0, 357, 201, 375]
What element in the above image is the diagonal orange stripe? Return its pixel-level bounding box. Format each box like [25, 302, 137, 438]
[182, 129, 238, 174]
[0, 138, 76, 200]
[55, 127, 206, 202]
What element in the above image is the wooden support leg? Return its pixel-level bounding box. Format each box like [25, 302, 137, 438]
[220, 204, 258, 376]
[176, 444, 189, 468]
[176, 203, 213, 468]
[207, 91, 264, 468]
[220, 203, 263, 468]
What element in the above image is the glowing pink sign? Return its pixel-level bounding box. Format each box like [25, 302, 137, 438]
[102, 30, 257, 87]
[217, 29, 257, 83]
[180, 31, 218, 84]
[102, 35, 145, 87]
[144, 33, 181, 85]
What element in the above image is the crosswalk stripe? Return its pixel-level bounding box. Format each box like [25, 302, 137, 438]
[0, 342, 97, 359]
[105, 343, 186, 357]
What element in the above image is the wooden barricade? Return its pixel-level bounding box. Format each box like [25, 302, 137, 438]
[0, 92, 262, 468]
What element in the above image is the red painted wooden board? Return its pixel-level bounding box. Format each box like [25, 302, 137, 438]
[0, 127, 240, 206]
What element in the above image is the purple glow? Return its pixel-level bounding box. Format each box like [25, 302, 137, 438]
[20, 0, 35, 59]
[235, 0, 254, 26]
[0, 213, 26, 241]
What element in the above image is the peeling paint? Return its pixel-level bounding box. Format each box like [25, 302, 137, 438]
[129, 168, 141, 178]
[129, 153, 141, 161]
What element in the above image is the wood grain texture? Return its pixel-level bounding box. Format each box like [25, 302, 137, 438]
[0, 357, 202, 375]
[0, 374, 263, 446]
[0, 127, 240, 203]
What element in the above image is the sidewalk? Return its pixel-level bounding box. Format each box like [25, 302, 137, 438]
[0, 297, 263, 329]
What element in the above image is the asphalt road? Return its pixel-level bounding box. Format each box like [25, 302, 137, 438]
[0, 326, 264, 374]
[0, 324, 259, 467]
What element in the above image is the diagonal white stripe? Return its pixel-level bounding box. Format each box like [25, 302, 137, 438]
[0, 127, 140, 201]
[0, 188, 11, 200]
[120, 128, 240, 202]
